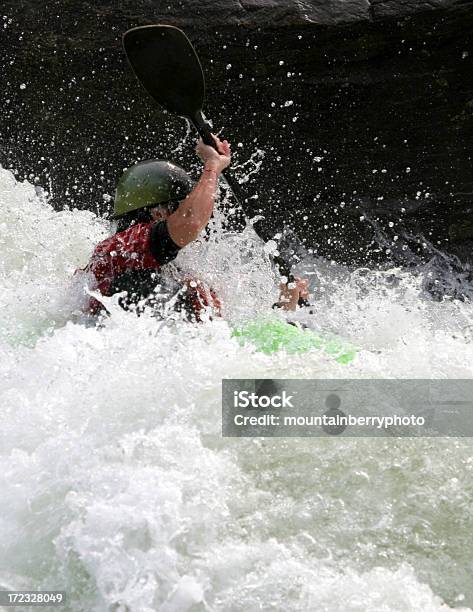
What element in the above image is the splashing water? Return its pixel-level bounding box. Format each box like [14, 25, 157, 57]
[1, 166, 473, 611]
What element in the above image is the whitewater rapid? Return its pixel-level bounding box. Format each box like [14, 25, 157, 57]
[1, 166, 473, 611]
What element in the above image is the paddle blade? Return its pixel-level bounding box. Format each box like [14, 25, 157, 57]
[123, 25, 205, 118]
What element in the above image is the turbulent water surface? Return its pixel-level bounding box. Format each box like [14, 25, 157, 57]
[1, 167, 473, 611]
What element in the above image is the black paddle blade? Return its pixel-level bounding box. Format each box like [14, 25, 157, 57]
[123, 25, 205, 119]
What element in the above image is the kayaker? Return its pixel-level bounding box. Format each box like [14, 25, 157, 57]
[78, 134, 308, 320]
[78, 134, 229, 321]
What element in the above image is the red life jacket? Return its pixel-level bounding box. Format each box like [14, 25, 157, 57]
[80, 221, 221, 321]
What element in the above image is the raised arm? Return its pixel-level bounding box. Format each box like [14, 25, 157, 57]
[166, 135, 231, 247]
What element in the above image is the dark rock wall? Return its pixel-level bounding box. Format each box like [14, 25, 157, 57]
[1, 0, 472, 266]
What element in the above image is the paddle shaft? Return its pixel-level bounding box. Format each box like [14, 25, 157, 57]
[192, 109, 246, 203]
[193, 109, 307, 300]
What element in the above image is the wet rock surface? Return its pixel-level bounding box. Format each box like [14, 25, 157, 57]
[1, 0, 472, 269]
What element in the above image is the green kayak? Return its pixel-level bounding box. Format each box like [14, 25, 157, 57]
[232, 317, 357, 364]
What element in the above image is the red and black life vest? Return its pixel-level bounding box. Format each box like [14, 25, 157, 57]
[80, 221, 221, 321]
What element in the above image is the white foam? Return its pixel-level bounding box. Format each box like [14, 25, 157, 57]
[1, 169, 472, 610]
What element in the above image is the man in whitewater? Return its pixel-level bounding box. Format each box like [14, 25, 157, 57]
[81, 135, 308, 320]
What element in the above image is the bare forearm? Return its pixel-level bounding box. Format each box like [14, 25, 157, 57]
[166, 135, 230, 247]
[167, 163, 218, 247]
